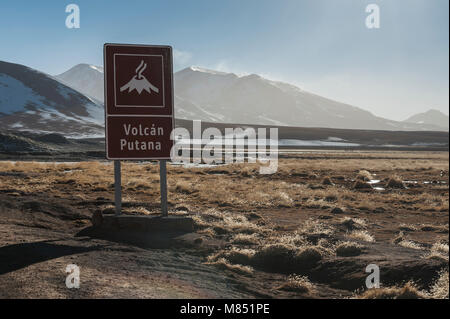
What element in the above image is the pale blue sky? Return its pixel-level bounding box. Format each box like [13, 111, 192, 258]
[0, 0, 448, 120]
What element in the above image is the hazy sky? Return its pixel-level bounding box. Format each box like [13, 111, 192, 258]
[0, 0, 448, 120]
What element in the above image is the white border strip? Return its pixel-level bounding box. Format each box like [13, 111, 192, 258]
[113, 53, 165, 108]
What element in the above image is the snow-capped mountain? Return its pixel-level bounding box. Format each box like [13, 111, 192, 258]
[0, 61, 104, 137]
[56, 64, 446, 131]
[54, 63, 104, 102]
[173, 67, 446, 131]
[2, 60, 447, 137]
[404, 109, 449, 131]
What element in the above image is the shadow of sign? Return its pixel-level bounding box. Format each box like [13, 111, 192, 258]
[0, 240, 101, 275]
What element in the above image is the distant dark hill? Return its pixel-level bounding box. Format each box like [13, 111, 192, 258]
[35, 133, 69, 144]
[1, 123, 447, 161]
[174, 119, 449, 150]
[0, 130, 105, 160]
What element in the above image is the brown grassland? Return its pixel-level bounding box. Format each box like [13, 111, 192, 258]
[0, 151, 448, 298]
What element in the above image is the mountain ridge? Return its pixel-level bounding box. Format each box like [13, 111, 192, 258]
[54, 63, 104, 102]
[172, 66, 446, 131]
[404, 109, 449, 130]
[1, 60, 448, 137]
[52, 63, 448, 131]
[0, 60, 104, 137]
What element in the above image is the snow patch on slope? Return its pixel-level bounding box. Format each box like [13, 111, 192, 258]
[89, 65, 103, 73]
[0, 74, 48, 114]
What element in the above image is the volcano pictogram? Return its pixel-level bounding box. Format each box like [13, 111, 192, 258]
[120, 60, 160, 95]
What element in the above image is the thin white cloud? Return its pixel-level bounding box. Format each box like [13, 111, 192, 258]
[173, 49, 192, 69]
[197, 59, 248, 77]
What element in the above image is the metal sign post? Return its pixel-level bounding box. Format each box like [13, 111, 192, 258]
[104, 44, 174, 217]
[159, 160, 168, 216]
[114, 160, 122, 215]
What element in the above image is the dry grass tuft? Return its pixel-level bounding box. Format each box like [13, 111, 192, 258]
[295, 246, 323, 267]
[431, 242, 449, 255]
[192, 215, 211, 229]
[174, 181, 196, 194]
[133, 207, 153, 215]
[393, 232, 423, 250]
[208, 248, 256, 266]
[278, 274, 315, 294]
[392, 231, 405, 244]
[192, 210, 268, 236]
[346, 230, 375, 242]
[336, 241, 364, 257]
[356, 170, 373, 181]
[331, 207, 345, 214]
[353, 180, 373, 190]
[321, 176, 334, 186]
[206, 258, 254, 276]
[429, 269, 449, 299]
[232, 234, 260, 245]
[298, 219, 334, 237]
[272, 191, 294, 207]
[222, 215, 266, 234]
[419, 224, 448, 232]
[386, 176, 405, 189]
[339, 217, 367, 231]
[252, 244, 297, 271]
[399, 223, 417, 232]
[271, 233, 308, 247]
[197, 228, 216, 238]
[398, 240, 423, 250]
[425, 242, 449, 262]
[252, 244, 322, 272]
[357, 282, 426, 299]
[239, 166, 257, 178]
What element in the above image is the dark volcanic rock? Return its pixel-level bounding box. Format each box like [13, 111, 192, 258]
[35, 133, 69, 144]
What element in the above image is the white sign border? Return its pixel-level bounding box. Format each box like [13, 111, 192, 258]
[113, 53, 165, 108]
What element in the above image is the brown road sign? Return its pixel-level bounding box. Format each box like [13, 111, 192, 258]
[104, 44, 174, 159]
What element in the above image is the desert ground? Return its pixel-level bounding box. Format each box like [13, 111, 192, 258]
[0, 150, 448, 299]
